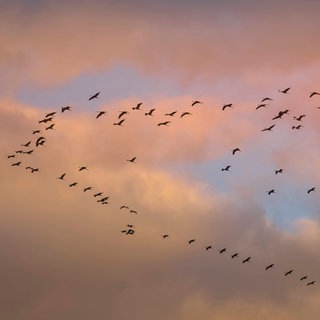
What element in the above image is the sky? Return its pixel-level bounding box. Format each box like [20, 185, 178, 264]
[1, 0, 320, 319]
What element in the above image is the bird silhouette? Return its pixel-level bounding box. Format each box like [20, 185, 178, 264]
[94, 192, 103, 197]
[261, 97, 272, 102]
[61, 106, 72, 112]
[57, 173, 66, 180]
[294, 115, 306, 121]
[89, 92, 100, 101]
[284, 269, 293, 276]
[310, 91, 320, 98]
[307, 281, 316, 286]
[221, 165, 231, 172]
[21, 141, 31, 147]
[114, 119, 125, 126]
[97, 196, 109, 203]
[188, 239, 196, 244]
[32, 130, 41, 134]
[130, 210, 137, 214]
[36, 137, 46, 147]
[292, 125, 303, 130]
[242, 257, 251, 263]
[15, 150, 23, 154]
[307, 187, 315, 194]
[126, 229, 135, 235]
[26, 167, 39, 173]
[23, 149, 34, 155]
[83, 187, 92, 192]
[165, 111, 177, 116]
[256, 104, 267, 110]
[79, 166, 87, 171]
[7, 154, 15, 159]
[232, 148, 241, 155]
[11, 161, 21, 166]
[132, 102, 142, 110]
[219, 248, 227, 254]
[279, 87, 291, 94]
[205, 245, 212, 250]
[127, 157, 136, 163]
[265, 264, 274, 270]
[120, 206, 129, 209]
[275, 169, 284, 174]
[96, 111, 106, 119]
[162, 234, 169, 239]
[267, 189, 275, 195]
[262, 124, 275, 132]
[231, 253, 238, 259]
[45, 123, 55, 130]
[181, 112, 191, 118]
[118, 111, 128, 119]
[69, 182, 77, 187]
[222, 103, 232, 110]
[45, 112, 56, 118]
[158, 121, 171, 126]
[191, 100, 203, 106]
[145, 108, 155, 116]
[300, 276, 308, 281]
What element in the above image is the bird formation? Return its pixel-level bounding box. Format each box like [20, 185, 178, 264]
[6, 87, 318, 289]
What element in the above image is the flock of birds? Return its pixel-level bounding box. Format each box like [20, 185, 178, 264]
[6, 87, 319, 288]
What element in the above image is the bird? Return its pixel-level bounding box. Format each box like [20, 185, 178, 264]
[89, 92, 100, 101]
[307, 281, 316, 286]
[7, 155, 15, 159]
[130, 210, 137, 214]
[69, 182, 77, 187]
[127, 156, 136, 163]
[57, 173, 66, 180]
[21, 141, 31, 147]
[162, 234, 169, 239]
[279, 87, 291, 94]
[45, 112, 56, 118]
[45, 123, 55, 130]
[32, 130, 41, 134]
[272, 110, 289, 120]
[11, 161, 21, 166]
[231, 253, 238, 259]
[284, 270, 293, 276]
[222, 103, 232, 110]
[118, 111, 128, 119]
[242, 257, 251, 264]
[36, 140, 46, 147]
[120, 206, 129, 209]
[256, 104, 267, 110]
[188, 239, 196, 244]
[97, 196, 109, 203]
[145, 108, 155, 116]
[132, 102, 142, 110]
[61, 106, 72, 112]
[39, 117, 52, 124]
[165, 111, 177, 116]
[79, 166, 87, 171]
[300, 276, 308, 281]
[261, 97, 272, 102]
[205, 245, 212, 250]
[221, 165, 231, 172]
[83, 187, 92, 192]
[293, 115, 306, 121]
[23, 149, 34, 155]
[191, 100, 203, 107]
[96, 111, 106, 119]
[310, 91, 320, 98]
[181, 112, 191, 118]
[307, 187, 315, 194]
[267, 189, 275, 195]
[36, 137, 46, 147]
[158, 121, 171, 126]
[94, 192, 103, 197]
[219, 248, 227, 254]
[262, 124, 275, 132]
[26, 167, 39, 173]
[113, 119, 125, 126]
[265, 264, 274, 270]
[15, 150, 23, 154]
[275, 169, 284, 174]
[232, 148, 241, 155]
[126, 229, 135, 235]
[127, 224, 134, 228]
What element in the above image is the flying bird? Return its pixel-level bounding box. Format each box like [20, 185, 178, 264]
[267, 189, 275, 195]
[221, 165, 231, 172]
[205, 245, 212, 250]
[145, 108, 155, 116]
[265, 264, 274, 270]
[275, 169, 284, 174]
[158, 121, 171, 126]
[162, 234, 169, 239]
[69, 182, 77, 187]
[231, 253, 238, 259]
[120, 206, 129, 210]
[89, 92, 100, 101]
[222, 103, 232, 111]
[57, 173, 66, 180]
[310, 91, 320, 98]
[32, 130, 41, 134]
[113, 119, 125, 126]
[188, 239, 196, 244]
[284, 269, 293, 276]
[132, 102, 142, 110]
[127, 156, 136, 163]
[23, 149, 34, 155]
[118, 111, 128, 119]
[279, 87, 291, 94]
[307, 187, 315, 194]
[219, 248, 227, 254]
[242, 257, 251, 264]
[181, 112, 191, 118]
[11, 161, 21, 166]
[79, 166, 87, 171]
[21, 141, 31, 147]
[292, 125, 303, 130]
[261, 124, 275, 132]
[45, 123, 55, 130]
[191, 100, 203, 107]
[83, 187, 92, 192]
[261, 97, 272, 102]
[61, 106, 72, 112]
[293, 115, 306, 121]
[94, 192, 103, 197]
[300, 276, 308, 281]
[26, 167, 39, 173]
[256, 104, 267, 110]
[165, 111, 177, 116]
[130, 210, 137, 214]
[307, 281, 316, 286]
[45, 112, 56, 118]
[7, 154, 15, 159]
[232, 148, 241, 155]
[96, 111, 106, 119]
